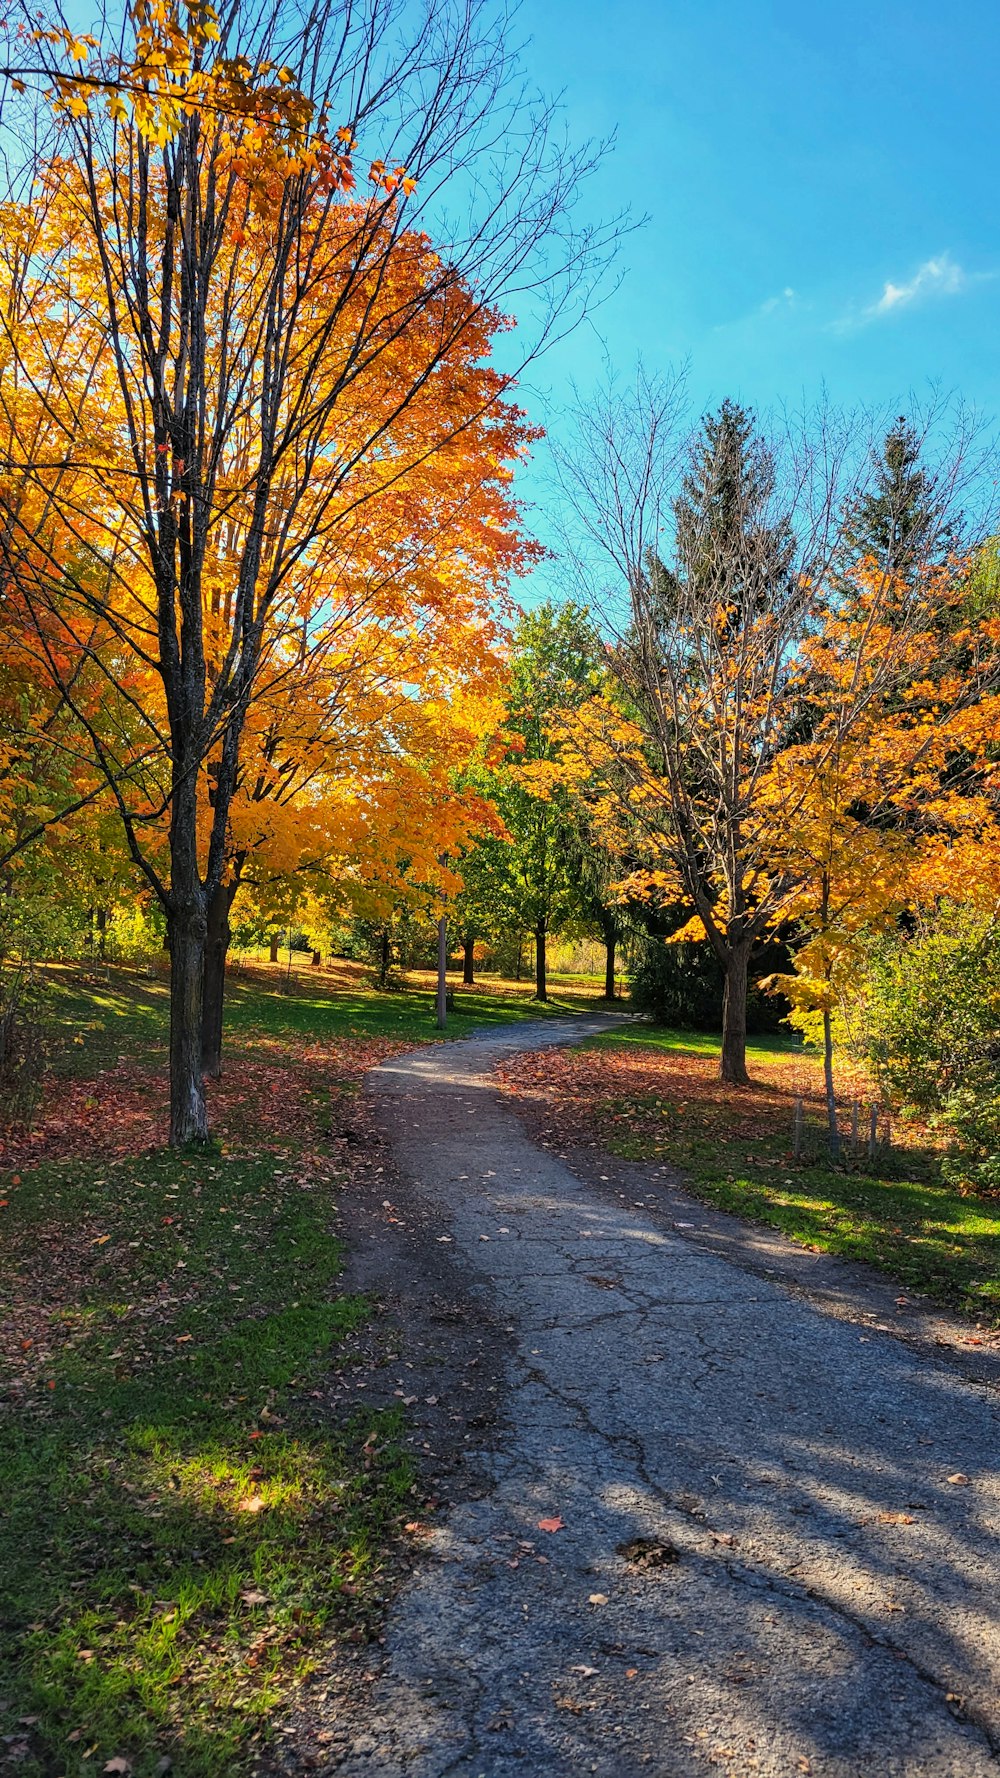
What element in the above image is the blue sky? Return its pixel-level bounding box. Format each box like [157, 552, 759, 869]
[507, 0, 999, 575]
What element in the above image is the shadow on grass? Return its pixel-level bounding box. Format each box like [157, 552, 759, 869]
[0, 1137, 412, 1777]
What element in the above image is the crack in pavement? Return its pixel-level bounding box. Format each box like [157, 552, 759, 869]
[326, 1018, 1000, 1777]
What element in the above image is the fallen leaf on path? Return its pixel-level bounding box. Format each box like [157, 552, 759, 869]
[617, 1537, 679, 1568]
[537, 1516, 564, 1533]
[946, 1472, 970, 1485]
[588, 1592, 608, 1606]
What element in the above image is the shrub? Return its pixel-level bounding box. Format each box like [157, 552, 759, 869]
[861, 906, 1000, 1191]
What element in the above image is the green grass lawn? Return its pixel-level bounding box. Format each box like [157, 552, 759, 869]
[1, 1144, 411, 1777]
[39, 959, 602, 1080]
[505, 1027, 1000, 1325]
[0, 966, 461, 1776]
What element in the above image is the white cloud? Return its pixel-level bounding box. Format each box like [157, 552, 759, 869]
[715, 287, 797, 332]
[758, 286, 797, 316]
[869, 252, 966, 317]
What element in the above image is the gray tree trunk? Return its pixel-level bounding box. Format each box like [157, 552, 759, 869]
[719, 941, 751, 1086]
[535, 921, 548, 1002]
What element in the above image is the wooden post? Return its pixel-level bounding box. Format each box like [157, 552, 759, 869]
[436, 915, 448, 1030]
[793, 1096, 803, 1161]
[868, 1104, 879, 1162]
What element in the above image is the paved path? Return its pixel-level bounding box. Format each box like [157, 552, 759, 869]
[340, 1018, 1000, 1777]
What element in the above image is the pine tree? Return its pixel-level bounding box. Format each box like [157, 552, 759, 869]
[673, 399, 795, 627]
[841, 418, 952, 582]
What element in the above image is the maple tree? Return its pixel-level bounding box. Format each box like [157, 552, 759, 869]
[0, 0, 612, 1141]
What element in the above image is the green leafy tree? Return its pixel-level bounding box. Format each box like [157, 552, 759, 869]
[462, 602, 604, 1000]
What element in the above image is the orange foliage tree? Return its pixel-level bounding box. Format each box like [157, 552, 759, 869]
[0, 0, 608, 1140]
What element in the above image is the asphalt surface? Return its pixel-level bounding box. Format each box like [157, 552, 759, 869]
[336, 1016, 1000, 1778]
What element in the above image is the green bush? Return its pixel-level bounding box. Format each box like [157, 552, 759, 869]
[862, 906, 1000, 1191]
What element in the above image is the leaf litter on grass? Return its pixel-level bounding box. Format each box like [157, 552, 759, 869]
[0, 1021, 422, 1778]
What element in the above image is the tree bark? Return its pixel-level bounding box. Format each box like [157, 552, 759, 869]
[719, 942, 751, 1085]
[269, 933, 279, 964]
[201, 881, 237, 1079]
[603, 928, 616, 1000]
[167, 897, 209, 1145]
[378, 930, 391, 989]
[436, 915, 448, 1029]
[535, 920, 548, 1002]
[463, 930, 475, 985]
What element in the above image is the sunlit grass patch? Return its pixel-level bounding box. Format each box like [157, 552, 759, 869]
[0, 1093, 411, 1775]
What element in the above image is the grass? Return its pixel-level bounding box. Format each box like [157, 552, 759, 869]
[500, 1027, 1000, 1327]
[0, 1146, 411, 1776]
[0, 967, 440, 1777]
[39, 956, 605, 1080]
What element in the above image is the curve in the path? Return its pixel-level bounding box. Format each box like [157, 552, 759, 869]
[335, 1018, 1000, 1778]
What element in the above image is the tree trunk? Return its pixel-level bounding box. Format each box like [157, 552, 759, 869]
[719, 942, 751, 1085]
[201, 881, 236, 1079]
[168, 898, 209, 1146]
[269, 932, 279, 964]
[436, 915, 448, 1029]
[463, 930, 475, 985]
[378, 930, 391, 989]
[96, 906, 108, 958]
[603, 929, 616, 1000]
[823, 1008, 841, 1163]
[535, 920, 548, 1002]
[311, 949, 321, 967]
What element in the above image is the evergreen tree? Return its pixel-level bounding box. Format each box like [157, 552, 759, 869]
[841, 418, 952, 582]
[673, 398, 796, 628]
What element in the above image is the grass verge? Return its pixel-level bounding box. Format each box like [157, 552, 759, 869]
[0, 978, 419, 1777]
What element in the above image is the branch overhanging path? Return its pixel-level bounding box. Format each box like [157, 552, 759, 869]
[330, 1018, 1000, 1776]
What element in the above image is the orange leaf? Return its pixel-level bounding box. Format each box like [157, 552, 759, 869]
[537, 1516, 564, 1533]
